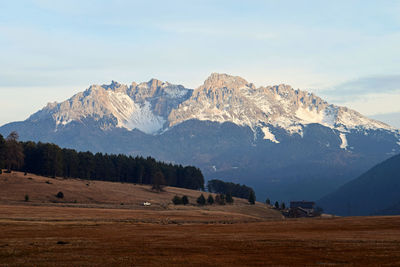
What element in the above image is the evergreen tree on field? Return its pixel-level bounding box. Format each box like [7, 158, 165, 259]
[152, 171, 166, 192]
[248, 190, 256, 205]
[265, 198, 271, 205]
[0, 134, 5, 169]
[5, 131, 24, 172]
[274, 201, 279, 209]
[280, 202, 286, 210]
[207, 195, 214, 205]
[226, 192, 234, 204]
[197, 194, 206, 205]
[182, 195, 189, 205]
[172, 195, 182, 205]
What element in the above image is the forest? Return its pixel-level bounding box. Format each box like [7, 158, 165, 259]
[207, 179, 255, 200]
[0, 132, 204, 190]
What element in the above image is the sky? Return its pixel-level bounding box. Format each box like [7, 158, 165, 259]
[1, 0, 400, 127]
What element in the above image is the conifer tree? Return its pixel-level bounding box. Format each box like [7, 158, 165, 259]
[197, 194, 206, 205]
[5, 132, 24, 172]
[226, 192, 234, 204]
[248, 190, 256, 205]
[207, 195, 214, 205]
[182, 195, 189, 205]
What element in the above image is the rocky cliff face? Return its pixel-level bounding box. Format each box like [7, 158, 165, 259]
[29, 79, 192, 134]
[27, 73, 395, 148]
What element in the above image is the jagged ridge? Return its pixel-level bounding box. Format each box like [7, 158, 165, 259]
[27, 73, 396, 147]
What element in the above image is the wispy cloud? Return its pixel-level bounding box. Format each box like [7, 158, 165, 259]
[319, 75, 400, 103]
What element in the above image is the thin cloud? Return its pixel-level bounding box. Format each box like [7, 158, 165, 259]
[319, 75, 400, 103]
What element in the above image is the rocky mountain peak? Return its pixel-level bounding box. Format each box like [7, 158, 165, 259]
[203, 73, 249, 90]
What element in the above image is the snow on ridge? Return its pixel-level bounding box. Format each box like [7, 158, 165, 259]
[124, 101, 165, 134]
[107, 91, 165, 134]
[339, 133, 348, 150]
[262, 127, 280, 143]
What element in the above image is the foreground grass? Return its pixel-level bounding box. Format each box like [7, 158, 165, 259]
[0, 204, 399, 266]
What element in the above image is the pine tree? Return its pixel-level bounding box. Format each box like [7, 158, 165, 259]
[265, 198, 271, 205]
[5, 132, 24, 172]
[226, 192, 234, 204]
[274, 201, 279, 209]
[152, 171, 166, 192]
[182, 195, 189, 205]
[207, 195, 214, 205]
[197, 194, 206, 205]
[280, 202, 286, 210]
[248, 190, 256, 205]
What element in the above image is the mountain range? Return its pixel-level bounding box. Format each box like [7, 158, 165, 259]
[1, 73, 399, 202]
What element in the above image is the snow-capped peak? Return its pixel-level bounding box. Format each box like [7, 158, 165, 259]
[28, 74, 397, 147]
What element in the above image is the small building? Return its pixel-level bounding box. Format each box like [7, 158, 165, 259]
[289, 201, 315, 218]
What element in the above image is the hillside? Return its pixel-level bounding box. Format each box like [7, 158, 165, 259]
[318, 153, 400, 216]
[0, 171, 282, 222]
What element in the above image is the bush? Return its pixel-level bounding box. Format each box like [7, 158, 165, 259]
[197, 194, 206, 205]
[172, 195, 182, 205]
[182, 195, 189, 205]
[226, 193, 234, 204]
[24, 194, 29, 202]
[207, 195, 214, 205]
[56, 191, 64, 199]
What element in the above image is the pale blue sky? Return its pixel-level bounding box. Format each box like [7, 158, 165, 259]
[1, 0, 400, 126]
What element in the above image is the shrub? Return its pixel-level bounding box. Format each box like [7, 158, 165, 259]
[56, 191, 64, 199]
[197, 194, 206, 205]
[172, 195, 182, 205]
[207, 195, 214, 205]
[24, 194, 29, 202]
[182, 195, 189, 205]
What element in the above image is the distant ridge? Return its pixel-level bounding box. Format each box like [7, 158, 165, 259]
[318, 153, 400, 216]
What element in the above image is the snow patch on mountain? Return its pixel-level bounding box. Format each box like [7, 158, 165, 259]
[262, 127, 280, 143]
[124, 101, 166, 134]
[339, 133, 348, 150]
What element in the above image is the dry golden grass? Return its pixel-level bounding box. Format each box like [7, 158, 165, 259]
[1, 171, 400, 266]
[0, 171, 281, 222]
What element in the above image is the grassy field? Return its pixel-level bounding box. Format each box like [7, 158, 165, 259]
[1, 171, 400, 266]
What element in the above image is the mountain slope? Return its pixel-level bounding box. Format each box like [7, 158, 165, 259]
[318, 153, 400, 216]
[1, 73, 399, 202]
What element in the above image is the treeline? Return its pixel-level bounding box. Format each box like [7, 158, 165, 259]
[207, 179, 255, 200]
[0, 132, 204, 190]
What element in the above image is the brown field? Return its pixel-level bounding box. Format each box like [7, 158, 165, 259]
[1, 171, 400, 266]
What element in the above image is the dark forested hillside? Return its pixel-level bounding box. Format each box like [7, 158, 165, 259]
[207, 179, 255, 200]
[318, 153, 400, 216]
[0, 133, 204, 190]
